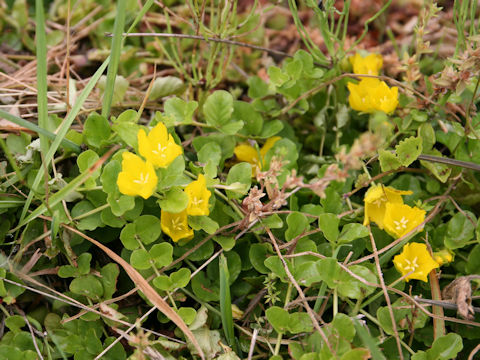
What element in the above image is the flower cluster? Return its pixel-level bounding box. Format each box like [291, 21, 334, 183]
[117, 122, 182, 199]
[347, 53, 399, 114]
[234, 137, 281, 176]
[116, 122, 211, 243]
[161, 174, 212, 242]
[363, 184, 425, 238]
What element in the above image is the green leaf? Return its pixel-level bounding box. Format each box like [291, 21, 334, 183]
[289, 312, 313, 334]
[83, 113, 111, 148]
[378, 149, 402, 172]
[418, 123, 436, 151]
[427, 333, 462, 359]
[177, 307, 196, 326]
[130, 249, 151, 270]
[234, 101, 263, 135]
[157, 156, 187, 189]
[337, 265, 376, 299]
[264, 256, 291, 282]
[226, 162, 252, 199]
[71, 201, 103, 231]
[268, 66, 289, 87]
[188, 216, 219, 235]
[316, 258, 341, 288]
[259, 120, 284, 138]
[100, 263, 119, 299]
[171, 268, 191, 288]
[77, 253, 92, 275]
[70, 275, 104, 299]
[213, 236, 235, 251]
[285, 212, 309, 241]
[247, 76, 269, 98]
[5, 316, 25, 333]
[332, 313, 355, 342]
[198, 142, 222, 166]
[153, 275, 172, 291]
[164, 98, 198, 125]
[77, 150, 101, 186]
[98, 75, 129, 105]
[150, 76, 185, 100]
[319, 213, 339, 243]
[191, 271, 219, 302]
[445, 211, 476, 249]
[111, 109, 141, 149]
[134, 215, 161, 244]
[119, 223, 139, 250]
[396, 136, 422, 167]
[265, 306, 290, 333]
[149, 242, 173, 268]
[204, 90, 234, 128]
[158, 187, 189, 213]
[420, 149, 451, 183]
[219, 120, 244, 135]
[294, 261, 322, 286]
[285, 58, 303, 80]
[249, 243, 272, 274]
[338, 223, 369, 244]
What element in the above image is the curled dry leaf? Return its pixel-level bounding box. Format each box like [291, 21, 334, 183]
[64, 225, 205, 360]
[442, 275, 480, 321]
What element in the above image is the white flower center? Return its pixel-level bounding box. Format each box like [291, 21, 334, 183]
[394, 216, 409, 231]
[152, 143, 167, 158]
[133, 172, 149, 185]
[171, 217, 184, 231]
[192, 196, 203, 206]
[372, 197, 385, 207]
[403, 257, 419, 272]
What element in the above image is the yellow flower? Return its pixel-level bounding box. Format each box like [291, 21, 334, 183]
[347, 79, 376, 113]
[233, 137, 281, 175]
[369, 81, 399, 114]
[393, 242, 439, 282]
[363, 184, 412, 229]
[138, 122, 183, 168]
[433, 249, 454, 266]
[383, 202, 426, 239]
[347, 78, 399, 114]
[185, 174, 211, 216]
[161, 210, 194, 242]
[349, 53, 383, 76]
[117, 152, 158, 199]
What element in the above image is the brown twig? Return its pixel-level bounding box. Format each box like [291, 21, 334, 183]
[265, 228, 335, 356]
[368, 226, 404, 360]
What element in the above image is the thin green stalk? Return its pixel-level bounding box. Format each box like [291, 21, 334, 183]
[347, 0, 392, 52]
[101, 0, 127, 119]
[35, 0, 50, 157]
[274, 283, 292, 356]
[71, 204, 109, 221]
[0, 111, 80, 153]
[313, 246, 341, 312]
[219, 253, 239, 354]
[17, 58, 110, 231]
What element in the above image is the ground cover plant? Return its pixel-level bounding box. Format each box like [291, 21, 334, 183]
[2, 0, 480, 358]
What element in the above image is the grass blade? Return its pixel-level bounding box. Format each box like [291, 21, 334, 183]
[12, 146, 118, 231]
[353, 319, 387, 360]
[0, 110, 81, 153]
[101, 0, 127, 119]
[219, 253, 238, 353]
[63, 225, 206, 360]
[17, 57, 110, 227]
[35, 0, 49, 156]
